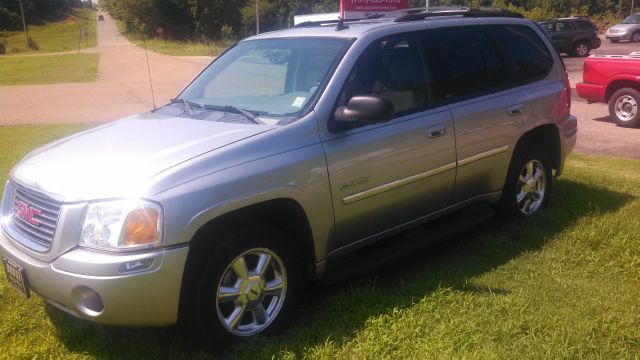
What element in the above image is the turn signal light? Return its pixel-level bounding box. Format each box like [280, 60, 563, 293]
[123, 208, 159, 245]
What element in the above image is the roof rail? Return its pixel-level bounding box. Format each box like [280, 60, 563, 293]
[394, 8, 523, 22]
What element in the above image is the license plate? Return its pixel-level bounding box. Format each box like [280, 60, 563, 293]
[2, 257, 30, 298]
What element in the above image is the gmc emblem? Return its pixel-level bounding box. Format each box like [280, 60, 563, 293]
[14, 200, 42, 226]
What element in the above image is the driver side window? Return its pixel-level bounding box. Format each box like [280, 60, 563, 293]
[339, 32, 433, 117]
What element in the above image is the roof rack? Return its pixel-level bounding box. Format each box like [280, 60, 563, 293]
[394, 8, 523, 22]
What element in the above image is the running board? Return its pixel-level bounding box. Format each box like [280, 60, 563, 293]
[321, 203, 495, 284]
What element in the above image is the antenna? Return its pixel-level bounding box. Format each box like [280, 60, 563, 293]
[142, 36, 157, 109]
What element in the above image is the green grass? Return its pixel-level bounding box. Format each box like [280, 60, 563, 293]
[0, 125, 639, 359]
[114, 20, 230, 57]
[0, 53, 98, 85]
[0, 8, 97, 55]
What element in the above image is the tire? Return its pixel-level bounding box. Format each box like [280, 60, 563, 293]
[632, 32, 640, 43]
[609, 38, 620, 43]
[608, 88, 640, 127]
[500, 145, 552, 218]
[572, 41, 590, 57]
[188, 223, 302, 348]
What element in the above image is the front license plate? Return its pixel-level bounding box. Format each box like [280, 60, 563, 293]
[2, 257, 30, 298]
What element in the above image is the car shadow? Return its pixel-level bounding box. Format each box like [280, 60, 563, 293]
[45, 178, 634, 358]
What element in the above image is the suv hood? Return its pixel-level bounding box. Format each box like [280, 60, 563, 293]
[11, 113, 274, 202]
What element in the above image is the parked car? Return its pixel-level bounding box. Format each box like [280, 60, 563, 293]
[576, 52, 640, 127]
[0, 8, 576, 347]
[538, 17, 601, 57]
[606, 13, 640, 43]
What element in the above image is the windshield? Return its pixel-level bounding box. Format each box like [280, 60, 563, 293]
[179, 37, 349, 121]
[623, 14, 640, 24]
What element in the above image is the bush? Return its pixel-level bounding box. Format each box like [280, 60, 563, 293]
[27, 37, 39, 50]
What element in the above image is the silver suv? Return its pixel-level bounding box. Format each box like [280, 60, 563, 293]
[0, 9, 576, 346]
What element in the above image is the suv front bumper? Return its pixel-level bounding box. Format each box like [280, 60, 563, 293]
[0, 229, 189, 326]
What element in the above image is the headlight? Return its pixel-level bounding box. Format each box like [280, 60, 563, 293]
[81, 200, 163, 251]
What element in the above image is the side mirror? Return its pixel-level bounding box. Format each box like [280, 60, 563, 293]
[334, 95, 394, 125]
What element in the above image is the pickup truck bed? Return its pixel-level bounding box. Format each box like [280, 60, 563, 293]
[576, 53, 640, 127]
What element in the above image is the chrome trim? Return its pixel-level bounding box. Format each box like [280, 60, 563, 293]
[342, 162, 457, 204]
[457, 145, 509, 167]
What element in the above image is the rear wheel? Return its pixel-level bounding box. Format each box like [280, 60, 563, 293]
[500, 146, 552, 217]
[573, 41, 590, 57]
[608, 88, 640, 127]
[189, 224, 302, 348]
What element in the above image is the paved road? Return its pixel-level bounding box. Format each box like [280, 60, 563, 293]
[0, 13, 211, 124]
[564, 37, 640, 159]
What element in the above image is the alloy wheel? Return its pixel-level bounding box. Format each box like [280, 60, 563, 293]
[614, 94, 638, 122]
[215, 248, 287, 336]
[516, 159, 546, 215]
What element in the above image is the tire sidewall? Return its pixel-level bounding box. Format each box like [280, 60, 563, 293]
[608, 88, 640, 128]
[500, 146, 552, 218]
[632, 32, 640, 42]
[191, 224, 302, 349]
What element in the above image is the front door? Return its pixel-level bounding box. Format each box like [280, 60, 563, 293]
[321, 32, 457, 252]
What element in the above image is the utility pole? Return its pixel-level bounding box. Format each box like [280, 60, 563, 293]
[632, 0, 636, 15]
[256, 0, 260, 34]
[426, 0, 429, 11]
[18, 0, 29, 48]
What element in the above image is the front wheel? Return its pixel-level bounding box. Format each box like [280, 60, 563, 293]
[632, 32, 640, 43]
[573, 41, 590, 57]
[500, 146, 552, 217]
[608, 88, 640, 127]
[189, 224, 302, 348]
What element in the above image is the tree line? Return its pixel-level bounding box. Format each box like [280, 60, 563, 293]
[1, 0, 636, 37]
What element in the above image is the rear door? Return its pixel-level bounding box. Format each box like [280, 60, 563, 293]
[430, 25, 537, 203]
[552, 21, 576, 53]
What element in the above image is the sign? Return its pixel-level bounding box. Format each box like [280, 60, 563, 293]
[340, 0, 409, 20]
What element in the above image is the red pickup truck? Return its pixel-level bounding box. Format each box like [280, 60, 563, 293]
[576, 53, 640, 127]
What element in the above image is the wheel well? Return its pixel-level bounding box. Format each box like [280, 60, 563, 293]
[513, 124, 561, 173]
[605, 80, 640, 101]
[177, 198, 315, 324]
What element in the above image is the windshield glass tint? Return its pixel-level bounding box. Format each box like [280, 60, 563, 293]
[180, 38, 349, 118]
[623, 14, 640, 23]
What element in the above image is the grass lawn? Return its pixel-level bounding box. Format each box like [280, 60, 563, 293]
[0, 53, 98, 85]
[0, 124, 639, 359]
[114, 20, 230, 57]
[0, 8, 97, 55]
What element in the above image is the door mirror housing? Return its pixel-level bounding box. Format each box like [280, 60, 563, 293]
[334, 95, 395, 126]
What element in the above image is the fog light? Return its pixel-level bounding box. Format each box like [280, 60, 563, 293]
[119, 258, 154, 273]
[72, 286, 104, 316]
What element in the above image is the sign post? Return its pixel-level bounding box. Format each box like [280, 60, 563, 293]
[340, 0, 409, 20]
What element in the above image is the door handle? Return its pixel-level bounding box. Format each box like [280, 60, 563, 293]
[507, 104, 524, 116]
[426, 124, 447, 138]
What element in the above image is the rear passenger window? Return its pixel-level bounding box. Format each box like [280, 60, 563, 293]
[433, 26, 489, 99]
[481, 25, 553, 86]
[576, 20, 595, 30]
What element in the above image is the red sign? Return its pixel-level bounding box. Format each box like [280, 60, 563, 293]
[340, 0, 409, 20]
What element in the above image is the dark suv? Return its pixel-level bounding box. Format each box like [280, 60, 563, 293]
[539, 17, 601, 57]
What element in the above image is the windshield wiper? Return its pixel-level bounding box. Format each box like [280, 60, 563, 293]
[202, 104, 264, 124]
[169, 98, 201, 117]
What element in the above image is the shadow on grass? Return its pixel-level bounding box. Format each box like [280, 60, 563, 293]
[45, 178, 634, 359]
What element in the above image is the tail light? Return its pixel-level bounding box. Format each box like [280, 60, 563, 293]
[552, 71, 571, 119]
[564, 71, 571, 111]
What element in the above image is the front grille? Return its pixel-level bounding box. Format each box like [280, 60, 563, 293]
[9, 183, 61, 250]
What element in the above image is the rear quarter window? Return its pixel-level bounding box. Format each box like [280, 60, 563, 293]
[480, 25, 554, 87]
